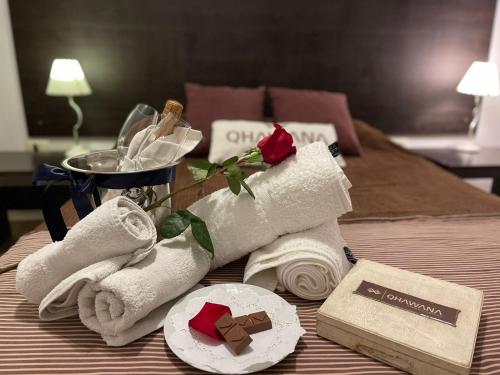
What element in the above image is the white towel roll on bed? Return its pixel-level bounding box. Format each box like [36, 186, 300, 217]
[78, 238, 210, 336]
[16, 196, 156, 304]
[39, 254, 133, 320]
[100, 284, 204, 347]
[244, 221, 353, 300]
[76, 142, 352, 342]
[201, 140, 352, 269]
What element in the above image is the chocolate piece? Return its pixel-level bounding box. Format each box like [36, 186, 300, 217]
[234, 311, 272, 334]
[215, 313, 252, 355]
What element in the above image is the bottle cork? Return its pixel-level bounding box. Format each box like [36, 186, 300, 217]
[161, 100, 183, 119]
[154, 99, 184, 138]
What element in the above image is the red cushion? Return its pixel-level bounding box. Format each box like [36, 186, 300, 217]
[269, 87, 362, 155]
[185, 83, 265, 156]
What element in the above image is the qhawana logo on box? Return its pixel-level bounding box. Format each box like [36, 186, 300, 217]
[354, 280, 461, 326]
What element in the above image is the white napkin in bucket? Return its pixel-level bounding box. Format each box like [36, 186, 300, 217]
[121, 125, 202, 172]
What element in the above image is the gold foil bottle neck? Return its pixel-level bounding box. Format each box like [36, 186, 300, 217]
[162, 100, 183, 119]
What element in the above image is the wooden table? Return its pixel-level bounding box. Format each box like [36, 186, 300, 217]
[413, 147, 500, 195]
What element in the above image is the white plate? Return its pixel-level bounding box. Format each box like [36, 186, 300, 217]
[164, 283, 305, 374]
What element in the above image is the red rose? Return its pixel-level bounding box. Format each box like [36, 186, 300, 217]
[257, 124, 297, 165]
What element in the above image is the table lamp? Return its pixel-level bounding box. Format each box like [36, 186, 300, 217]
[456, 61, 499, 152]
[46, 58, 92, 157]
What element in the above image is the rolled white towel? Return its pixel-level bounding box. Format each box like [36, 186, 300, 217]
[244, 221, 353, 300]
[199, 141, 352, 270]
[78, 237, 210, 336]
[39, 255, 133, 320]
[39, 238, 204, 325]
[40, 248, 203, 345]
[77, 142, 351, 342]
[16, 196, 156, 304]
[100, 284, 204, 347]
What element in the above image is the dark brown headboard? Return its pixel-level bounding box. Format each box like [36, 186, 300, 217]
[9, 0, 496, 137]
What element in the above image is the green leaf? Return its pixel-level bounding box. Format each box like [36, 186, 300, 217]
[188, 159, 218, 181]
[190, 216, 215, 257]
[222, 156, 239, 167]
[226, 175, 241, 195]
[160, 210, 215, 258]
[187, 165, 209, 181]
[227, 164, 244, 180]
[190, 159, 214, 170]
[160, 210, 192, 238]
[240, 180, 255, 199]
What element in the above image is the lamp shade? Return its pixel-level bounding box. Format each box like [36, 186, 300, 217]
[456, 61, 500, 97]
[45, 59, 92, 96]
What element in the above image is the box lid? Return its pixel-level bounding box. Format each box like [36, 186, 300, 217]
[317, 260, 483, 372]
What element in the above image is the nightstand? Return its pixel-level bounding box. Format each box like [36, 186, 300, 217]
[0, 151, 69, 243]
[413, 148, 500, 195]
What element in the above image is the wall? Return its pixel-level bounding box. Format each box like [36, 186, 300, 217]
[477, 0, 500, 147]
[0, 0, 27, 151]
[2, 0, 498, 146]
[9, 0, 495, 138]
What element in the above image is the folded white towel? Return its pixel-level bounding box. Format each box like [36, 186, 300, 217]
[16, 196, 156, 304]
[77, 142, 351, 342]
[244, 221, 353, 300]
[39, 255, 133, 320]
[41, 251, 203, 345]
[78, 239, 210, 336]
[101, 284, 204, 347]
[200, 141, 352, 270]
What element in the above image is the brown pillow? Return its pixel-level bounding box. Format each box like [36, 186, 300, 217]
[269, 87, 362, 155]
[185, 83, 265, 156]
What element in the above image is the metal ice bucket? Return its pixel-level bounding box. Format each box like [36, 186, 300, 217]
[34, 149, 178, 242]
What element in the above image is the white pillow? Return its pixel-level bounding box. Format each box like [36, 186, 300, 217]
[208, 120, 346, 167]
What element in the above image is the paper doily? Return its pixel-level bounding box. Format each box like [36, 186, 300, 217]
[164, 284, 305, 374]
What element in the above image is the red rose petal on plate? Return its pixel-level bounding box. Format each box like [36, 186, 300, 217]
[188, 302, 232, 341]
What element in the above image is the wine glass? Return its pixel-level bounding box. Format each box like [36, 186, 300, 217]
[116, 103, 159, 163]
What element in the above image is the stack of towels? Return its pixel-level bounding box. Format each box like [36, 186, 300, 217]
[16, 142, 353, 346]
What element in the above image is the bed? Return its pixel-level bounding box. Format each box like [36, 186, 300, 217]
[1, 121, 500, 374]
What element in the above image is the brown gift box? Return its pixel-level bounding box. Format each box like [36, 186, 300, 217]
[317, 260, 483, 375]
